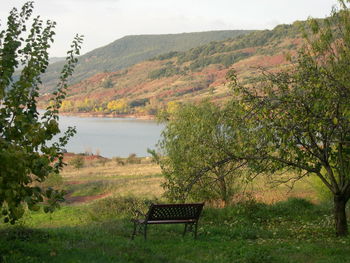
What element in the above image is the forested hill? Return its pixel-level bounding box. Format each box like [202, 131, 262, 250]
[40, 30, 253, 93]
[38, 20, 307, 116]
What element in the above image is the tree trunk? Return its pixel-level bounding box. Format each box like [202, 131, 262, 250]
[334, 194, 348, 237]
[218, 177, 228, 206]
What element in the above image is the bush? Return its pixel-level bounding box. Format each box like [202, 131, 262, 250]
[269, 198, 314, 217]
[126, 153, 141, 164]
[88, 196, 159, 221]
[203, 197, 317, 225]
[69, 156, 85, 169]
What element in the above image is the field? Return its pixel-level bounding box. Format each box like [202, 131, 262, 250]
[1, 155, 350, 263]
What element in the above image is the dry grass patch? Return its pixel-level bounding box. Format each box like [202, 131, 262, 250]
[60, 155, 321, 205]
[109, 175, 164, 197]
[60, 158, 163, 202]
[241, 175, 319, 204]
[62, 159, 161, 180]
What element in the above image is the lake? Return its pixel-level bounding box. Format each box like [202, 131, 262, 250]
[56, 115, 164, 158]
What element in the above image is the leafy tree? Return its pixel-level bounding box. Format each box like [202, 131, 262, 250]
[102, 78, 113, 89]
[75, 98, 95, 112]
[107, 99, 129, 113]
[155, 102, 246, 205]
[129, 98, 149, 108]
[228, 1, 350, 236]
[0, 2, 83, 223]
[61, 100, 74, 112]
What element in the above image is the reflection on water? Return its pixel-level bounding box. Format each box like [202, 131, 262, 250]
[56, 115, 164, 158]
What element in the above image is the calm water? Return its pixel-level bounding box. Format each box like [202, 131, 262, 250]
[56, 115, 164, 158]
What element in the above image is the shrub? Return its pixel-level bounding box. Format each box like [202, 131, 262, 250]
[270, 198, 314, 217]
[127, 153, 141, 164]
[69, 156, 85, 169]
[88, 196, 159, 221]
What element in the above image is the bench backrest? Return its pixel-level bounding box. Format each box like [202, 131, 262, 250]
[146, 203, 204, 221]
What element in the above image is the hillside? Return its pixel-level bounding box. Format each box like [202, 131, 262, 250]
[40, 30, 253, 93]
[39, 21, 305, 116]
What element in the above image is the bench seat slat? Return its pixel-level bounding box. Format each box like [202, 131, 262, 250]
[136, 219, 196, 224]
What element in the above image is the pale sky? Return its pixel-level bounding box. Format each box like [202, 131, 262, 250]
[1, 0, 337, 57]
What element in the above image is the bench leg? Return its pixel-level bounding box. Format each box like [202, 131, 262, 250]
[183, 223, 198, 239]
[131, 221, 137, 240]
[183, 223, 188, 237]
[144, 224, 148, 240]
[194, 222, 198, 239]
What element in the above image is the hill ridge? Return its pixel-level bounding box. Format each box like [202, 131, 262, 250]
[41, 30, 254, 93]
[39, 20, 308, 117]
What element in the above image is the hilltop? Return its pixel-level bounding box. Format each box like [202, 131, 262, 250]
[40, 30, 253, 94]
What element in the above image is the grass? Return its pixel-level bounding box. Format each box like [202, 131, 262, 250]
[1, 157, 350, 262]
[1, 198, 350, 263]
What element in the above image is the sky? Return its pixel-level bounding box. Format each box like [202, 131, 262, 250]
[1, 0, 338, 57]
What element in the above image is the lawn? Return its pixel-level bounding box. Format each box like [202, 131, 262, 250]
[1, 156, 349, 263]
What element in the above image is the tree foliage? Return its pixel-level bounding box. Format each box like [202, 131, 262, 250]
[0, 2, 83, 223]
[156, 102, 246, 204]
[107, 99, 129, 113]
[148, 62, 184, 79]
[227, 0, 350, 236]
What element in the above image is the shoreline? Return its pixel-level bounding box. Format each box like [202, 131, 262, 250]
[58, 111, 156, 120]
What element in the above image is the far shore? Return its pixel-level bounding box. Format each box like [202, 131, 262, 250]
[58, 111, 156, 120]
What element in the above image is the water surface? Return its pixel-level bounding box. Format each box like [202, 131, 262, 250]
[57, 115, 164, 158]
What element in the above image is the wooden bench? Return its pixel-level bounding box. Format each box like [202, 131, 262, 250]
[131, 203, 204, 240]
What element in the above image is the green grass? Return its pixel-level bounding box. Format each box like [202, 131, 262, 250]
[1, 197, 350, 263]
[8, 161, 346, 262]
[67, 181, 111, 197]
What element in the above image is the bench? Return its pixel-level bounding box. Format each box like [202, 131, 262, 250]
[131, 203, 204, 240]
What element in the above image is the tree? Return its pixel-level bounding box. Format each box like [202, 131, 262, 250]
[0, 2, 83, 224]
[228, 0, 350, 236]
[107, 99, 129, 113]
[75, 98, 94, 112]
[102, 78, 114, 89]
[165, 101, 181, 115]
[155, 102, 246, 205]
[61, 100, 74, 112]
